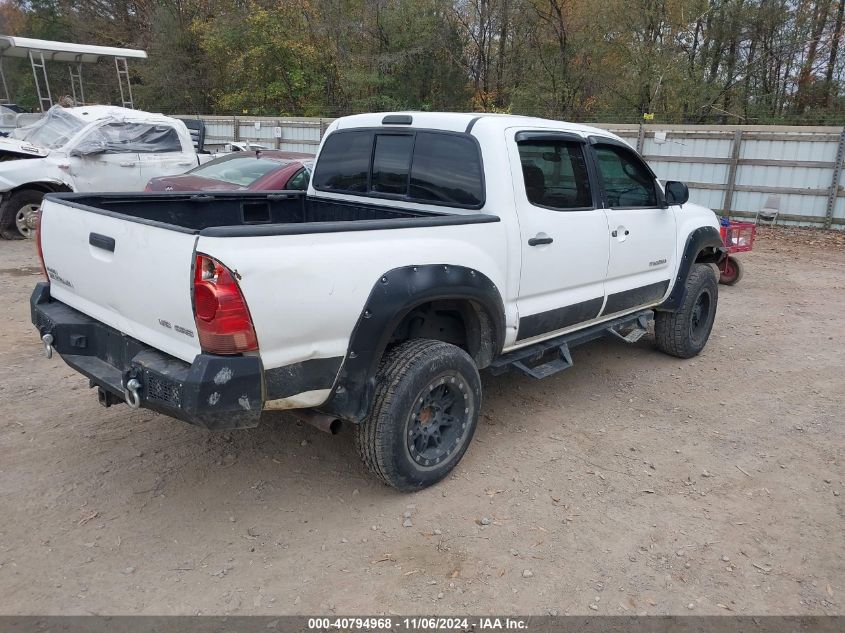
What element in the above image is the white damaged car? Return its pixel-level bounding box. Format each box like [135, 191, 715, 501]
[0, 105, 203, 239]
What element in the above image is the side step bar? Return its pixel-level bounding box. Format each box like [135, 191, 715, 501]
[489, 310, 653, 379]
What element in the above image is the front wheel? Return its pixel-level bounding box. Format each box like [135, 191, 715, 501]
[655, 263, 718, 359]
[0, 189, 43, 240]
[356, 339, 482, 491]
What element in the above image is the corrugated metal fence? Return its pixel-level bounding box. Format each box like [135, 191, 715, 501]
[187, 115, 327, 154]
[604, 123, 845, 229]
[178, 114, 845, 229]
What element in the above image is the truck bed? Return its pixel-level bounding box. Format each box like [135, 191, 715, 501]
[46, 191, 498, 237]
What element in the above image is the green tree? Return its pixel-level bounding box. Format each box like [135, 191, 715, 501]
[193, 1, 330, 115]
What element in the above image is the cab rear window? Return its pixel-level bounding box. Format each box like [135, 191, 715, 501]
[312, 129, 484, 208]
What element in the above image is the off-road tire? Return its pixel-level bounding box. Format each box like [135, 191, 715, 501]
[355, 339, 482, 491]
[0, 189, 43, 240]
[655, 263, 718, 359]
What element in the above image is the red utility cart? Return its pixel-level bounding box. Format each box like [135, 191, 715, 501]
[718, 219, 756, 285]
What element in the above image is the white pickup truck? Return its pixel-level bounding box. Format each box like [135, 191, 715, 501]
[0, 105, 204, 239]
[31, 112, 726, 491]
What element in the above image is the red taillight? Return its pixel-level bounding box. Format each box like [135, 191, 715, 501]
[35, 208, 47, 280]
[192, 254, 258, 354]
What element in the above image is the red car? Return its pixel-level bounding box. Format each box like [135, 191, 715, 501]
[145, 150, 313, 192]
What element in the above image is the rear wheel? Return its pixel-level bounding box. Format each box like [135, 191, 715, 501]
[718, 255, 744, 285]
[0, 189, 43, 240]
[356, 339, 481, 491]
[655, 263, 718, 359]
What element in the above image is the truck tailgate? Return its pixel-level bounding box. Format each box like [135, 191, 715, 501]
[39, 198, 202, 363]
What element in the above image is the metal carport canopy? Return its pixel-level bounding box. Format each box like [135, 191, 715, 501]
[0, 36, 147, 63]
[0, 35, 148, 111]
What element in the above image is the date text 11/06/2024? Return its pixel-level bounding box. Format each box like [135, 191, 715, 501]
[307, 617, 529, 630]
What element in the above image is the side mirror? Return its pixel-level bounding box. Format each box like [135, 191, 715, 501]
[665, 181, 689, 206]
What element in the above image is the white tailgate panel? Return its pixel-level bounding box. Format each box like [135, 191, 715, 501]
[41, 199, 202, 363]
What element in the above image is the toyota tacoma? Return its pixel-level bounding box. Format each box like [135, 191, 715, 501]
[31, 112, 725, 490]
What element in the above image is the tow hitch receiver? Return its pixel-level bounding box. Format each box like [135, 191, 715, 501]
[96, 386, 122, 408]
[32, 283, 263, 430]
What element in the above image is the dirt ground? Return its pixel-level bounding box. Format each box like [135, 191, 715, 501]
[0, 228, 843, 616]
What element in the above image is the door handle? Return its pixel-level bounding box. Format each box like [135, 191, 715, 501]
[528, 234, 554, 246]
[120, 161, 136, 167]
[177, 161, 194, 166]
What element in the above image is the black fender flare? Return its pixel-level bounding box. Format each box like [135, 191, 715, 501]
[320, 264, 506, 422]
[658, 226, 726, 312]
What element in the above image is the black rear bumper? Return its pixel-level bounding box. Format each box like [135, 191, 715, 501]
[31, 282, 263, 430]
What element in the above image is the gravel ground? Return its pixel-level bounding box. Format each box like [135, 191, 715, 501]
[0, 228, 842, 615]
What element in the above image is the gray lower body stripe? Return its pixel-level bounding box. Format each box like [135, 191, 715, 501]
[602, 280, 670, 316]
[264, 356, 344, 400]
[516, 297, 603, 341]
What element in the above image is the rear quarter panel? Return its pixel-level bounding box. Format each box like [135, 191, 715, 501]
[196, 221, 509, 374]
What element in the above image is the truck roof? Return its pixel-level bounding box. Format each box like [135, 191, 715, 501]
[333, 111, 624, 142]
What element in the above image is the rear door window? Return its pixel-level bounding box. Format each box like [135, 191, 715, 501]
[517, 139, 592, 210]
[312, 129, 484, 207]
[409, 132, 483, 206]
